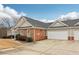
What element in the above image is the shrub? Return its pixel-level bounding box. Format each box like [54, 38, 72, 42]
[26, 37, 33, 42]
[2, 36, 8, 38]
[16, 35, 27, 41]
[2, 35, 14, 39]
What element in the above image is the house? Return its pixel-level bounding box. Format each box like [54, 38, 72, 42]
[12, 16, 51, 41]
[47, 19, 79, 40]
[0, 24, 8, 38]
[12, 16, 79, 41]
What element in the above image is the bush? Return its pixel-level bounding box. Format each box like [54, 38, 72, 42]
[2, 35, 14, 39]
[26, 37, 33, 42]
[2, 36, 8, 38]
[16, 35, 27, 41]
[9, 35, 14, 38]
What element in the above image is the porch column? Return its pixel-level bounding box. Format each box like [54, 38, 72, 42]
[14, 31, 16, 40]
[14, 28, 18, 40]
[27, 28, 30, 37]
[27, 29, 28, 37]
[13, 29, 16, 40]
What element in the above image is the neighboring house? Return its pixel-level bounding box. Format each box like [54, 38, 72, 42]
[12, 16, 51, 41]
[0, 24, 8, 38]
[47, 19, 79, 40]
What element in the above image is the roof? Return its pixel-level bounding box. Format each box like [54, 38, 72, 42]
[23, 16, 51, 28]
[48, 19, 79, 28]
[18, 16, 79, 28]
[62, 19, 79, 26]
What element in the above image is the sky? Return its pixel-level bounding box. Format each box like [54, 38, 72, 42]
[2, 4, 79, 22]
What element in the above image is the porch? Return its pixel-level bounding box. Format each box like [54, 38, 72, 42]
[14, 27, 47, 41]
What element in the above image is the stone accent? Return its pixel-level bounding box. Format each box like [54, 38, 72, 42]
[68, 36, 74, 40]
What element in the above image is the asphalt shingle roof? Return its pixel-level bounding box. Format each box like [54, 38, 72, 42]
[62, 19, 79, 26]
[21, 16, 79, 28]
[48, 19, 79, 28]
[23, 16, 51, 28]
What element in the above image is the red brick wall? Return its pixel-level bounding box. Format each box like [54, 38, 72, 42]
[18, 28, 46, 41]
[32, 29, 46, 41]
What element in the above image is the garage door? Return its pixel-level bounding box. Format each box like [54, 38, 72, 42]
[74, 30, 79, 40]
[47, 30, 68, 40]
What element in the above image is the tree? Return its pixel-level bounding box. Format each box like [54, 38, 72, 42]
[1, 17, 16, 38]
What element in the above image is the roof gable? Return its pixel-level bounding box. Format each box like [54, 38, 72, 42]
[62, 19, 79, 26]
[49, 20, 68, 28]
[74, 20, 79, 26]
[23, 16, 49, 28]
[21, 19, 32, 27]
[14, 16, 54, 28]
[15, 17, 32, 28]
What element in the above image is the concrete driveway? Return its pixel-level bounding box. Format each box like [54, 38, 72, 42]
[1, 39, 79, 55]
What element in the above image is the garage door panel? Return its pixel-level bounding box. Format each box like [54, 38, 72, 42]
[47, 30, 68, 40]
[74, 30, 79, 40]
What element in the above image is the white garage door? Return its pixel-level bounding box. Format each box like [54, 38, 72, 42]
[47, 30, 68, 40]
[74, 30, 79, 40]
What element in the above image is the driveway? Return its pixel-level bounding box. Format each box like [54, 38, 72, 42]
[1, 39, 79, 55]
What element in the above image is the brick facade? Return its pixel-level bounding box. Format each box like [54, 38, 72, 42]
[18, 28, 47, 41]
